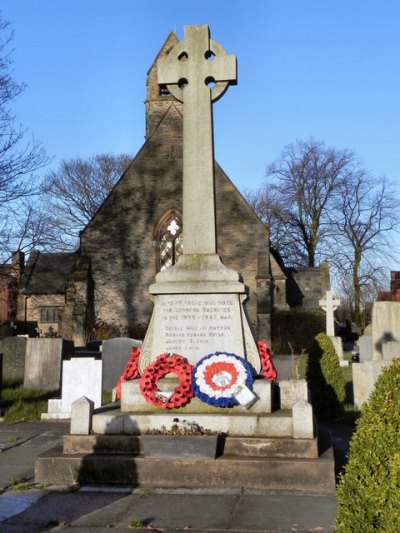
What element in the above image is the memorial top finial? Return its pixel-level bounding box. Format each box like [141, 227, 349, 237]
[156, 25, 237, 256]
[158, 25, 237, 103]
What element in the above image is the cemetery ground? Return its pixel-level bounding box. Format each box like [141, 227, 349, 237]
[0, 357, 356, 532]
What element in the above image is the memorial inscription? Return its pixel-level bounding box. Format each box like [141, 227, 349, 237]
[149, 294, 245, 363]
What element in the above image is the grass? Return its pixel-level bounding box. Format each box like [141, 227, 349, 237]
[7, 475, 32, 490]
[0, 379, 59, 423]
[102, 390, 113, 404]
[127, 518, 146, 529]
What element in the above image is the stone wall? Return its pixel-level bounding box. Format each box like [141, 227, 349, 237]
[286, 265, 330, 309]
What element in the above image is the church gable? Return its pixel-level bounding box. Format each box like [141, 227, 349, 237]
[72, 31, 274, 341]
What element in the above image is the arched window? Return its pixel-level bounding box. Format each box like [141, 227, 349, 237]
[154, 211, 183, 272]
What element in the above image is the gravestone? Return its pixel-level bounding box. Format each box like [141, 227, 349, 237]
[42, 355, 102, 419]
[140, 24, 260, 373]
[382, 341, 400, 360]
[319, 290, 344, 361]
[353, 302, 400, 407]
[0, 336, 27, 380]
[358, 334, 373, 362]
[371, 301, 400, 360]
[24, 338, 74, 390]
[102, 337, 142, 392]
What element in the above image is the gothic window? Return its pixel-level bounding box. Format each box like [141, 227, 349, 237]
[155, 211, 183, 272]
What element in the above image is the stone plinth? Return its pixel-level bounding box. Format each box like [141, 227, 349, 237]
[121, 377, 273, 414]
[140, 255, 260, 374]
[70, 396, 94, 435]
[279, 379, 309, 409]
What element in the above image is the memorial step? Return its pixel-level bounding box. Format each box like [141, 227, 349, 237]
[35, 446, 335, 493]
[62, 434, 319, 459]
[91, 407, 297, 438]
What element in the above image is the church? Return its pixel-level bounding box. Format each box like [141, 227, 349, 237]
[56, 31, 283, 345]
[6, 32, 329, 346]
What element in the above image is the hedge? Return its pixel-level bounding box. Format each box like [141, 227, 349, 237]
[306, 332, 346, 420]
[336, 358, 400, 532]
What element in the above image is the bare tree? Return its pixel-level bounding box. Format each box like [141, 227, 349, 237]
[0, 13, 48, 210]
[0, 12, 49, 263]
[41, 153, 132, 250]
[254, 139, 357, 267]
[334, 174, 399, 329]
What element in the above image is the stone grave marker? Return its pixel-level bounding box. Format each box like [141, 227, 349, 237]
[102, 337, 142, 392]
[319, 290, 344, 361]
[358, 334, 373, 362]
[24, 338, 74, 390]
[140, 24, 260, 373]
[0, 336, 27, 380]
[42, 354, 102, 419]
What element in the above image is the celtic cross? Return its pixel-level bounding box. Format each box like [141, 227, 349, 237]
[319, 290, 341, 337]
[158, 25, 237, 255]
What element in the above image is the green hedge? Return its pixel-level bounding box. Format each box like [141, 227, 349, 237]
[336, 358, 400, 532]
[306, 332, 346, 420]
[271, 309, 325, 355]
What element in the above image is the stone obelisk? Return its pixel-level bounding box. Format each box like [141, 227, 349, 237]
[139, 25, 260, 373]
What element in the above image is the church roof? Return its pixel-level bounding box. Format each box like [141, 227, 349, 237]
[146, 31, 179, 76]
[20, 250, 77, 294]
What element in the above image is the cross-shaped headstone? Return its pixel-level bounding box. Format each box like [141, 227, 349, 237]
[158, 25, 237, 255]
[319, 290, 341, 337]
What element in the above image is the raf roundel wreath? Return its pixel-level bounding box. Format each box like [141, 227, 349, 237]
[139, 353, 194, 409]
[192, 352, 255, 408]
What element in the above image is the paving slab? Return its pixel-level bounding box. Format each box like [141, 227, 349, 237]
[0, 420, 345, 532]
[1, 488, 337, 532]
[0, 422, 68, 491]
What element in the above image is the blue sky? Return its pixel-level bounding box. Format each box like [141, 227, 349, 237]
[2, 0, 400, 198]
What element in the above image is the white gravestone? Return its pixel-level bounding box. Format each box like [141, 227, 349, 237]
[319, 290, 344, 361]
[139, 25, 260, 373]
[42, 356, 102, 420]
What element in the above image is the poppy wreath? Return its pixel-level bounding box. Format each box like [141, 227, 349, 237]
[115, 346, 141, 401]
[257, 340, 278, 380]
[139, 353, 194, 409]
[192, 352, 255, 408]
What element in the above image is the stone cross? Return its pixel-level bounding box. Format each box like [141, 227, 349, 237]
[158, 25, 237, 255]
[319, 290, 341, 337]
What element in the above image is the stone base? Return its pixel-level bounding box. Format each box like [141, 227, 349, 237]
[121, 378, 274, 414]
[330, 336, 343, 359]
[62, 433, 319, 458]
[139, 254, 260, 373]
[35, 435, 335, 493]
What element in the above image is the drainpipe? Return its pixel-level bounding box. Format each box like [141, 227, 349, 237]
[24, 294, 31, 335]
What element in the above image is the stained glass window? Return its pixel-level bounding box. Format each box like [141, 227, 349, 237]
[157, 213, 183, 271]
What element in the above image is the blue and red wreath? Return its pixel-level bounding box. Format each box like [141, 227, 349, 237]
[192, 352, 255, 408]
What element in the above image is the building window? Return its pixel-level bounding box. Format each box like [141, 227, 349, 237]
[155, 211, 183, 272]
[39, 307, 60, 323]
